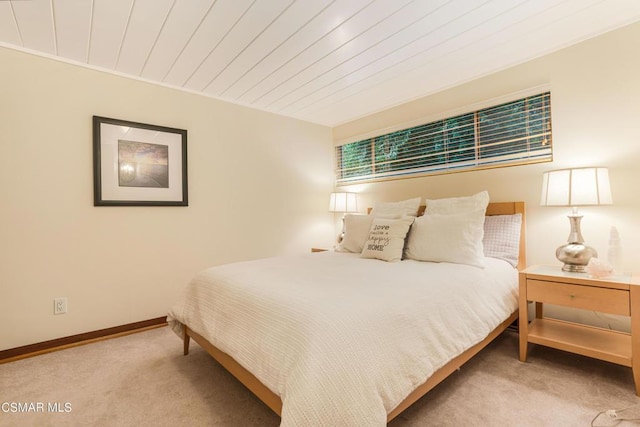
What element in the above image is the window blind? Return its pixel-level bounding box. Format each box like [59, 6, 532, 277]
[335, 92, 552, 184]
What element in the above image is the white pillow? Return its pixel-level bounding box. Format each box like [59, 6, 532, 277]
[371, 197, 421, 218]
[337, 214, 373, 253]
[425, 191, 489, 215]
[483, 214, 522, 267]
[404, 209, 486, 268]
[360, 217, 415, 262]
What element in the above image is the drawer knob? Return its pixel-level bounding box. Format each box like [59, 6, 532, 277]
[570, 294, 576, 299]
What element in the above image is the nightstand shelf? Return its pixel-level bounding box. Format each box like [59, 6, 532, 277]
[528, 318, 631, 366]
[519, 265, 640, 395]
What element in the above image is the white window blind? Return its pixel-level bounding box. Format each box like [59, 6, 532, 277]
[335, 92, 552, 184]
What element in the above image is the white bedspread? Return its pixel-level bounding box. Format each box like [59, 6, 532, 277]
[167, 252, 518, 426]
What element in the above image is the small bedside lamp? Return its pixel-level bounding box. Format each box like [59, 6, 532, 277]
[329, 192, 358, 243]
[540, 167, 612, 272]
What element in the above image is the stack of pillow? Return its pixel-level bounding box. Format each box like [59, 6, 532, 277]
[337, 191, 521, 268]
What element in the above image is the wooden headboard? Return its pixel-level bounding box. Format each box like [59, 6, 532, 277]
[368, 201, 527, 271]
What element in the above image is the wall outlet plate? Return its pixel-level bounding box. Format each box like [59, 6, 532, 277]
[54, 297, 67, 315]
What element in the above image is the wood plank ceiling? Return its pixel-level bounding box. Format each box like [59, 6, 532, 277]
[1, 0, 639, 126]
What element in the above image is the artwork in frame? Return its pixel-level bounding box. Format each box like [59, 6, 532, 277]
[93, 116, 188, 206]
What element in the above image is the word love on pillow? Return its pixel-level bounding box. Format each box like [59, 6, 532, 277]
[361, 217, 414, 262]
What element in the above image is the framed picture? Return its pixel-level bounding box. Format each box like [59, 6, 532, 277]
[93, 116, 188, 206]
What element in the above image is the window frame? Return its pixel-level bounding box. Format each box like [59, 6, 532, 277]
[335, 89, 552, 185]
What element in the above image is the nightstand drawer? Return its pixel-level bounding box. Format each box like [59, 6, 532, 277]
[527, 279, 630, 316]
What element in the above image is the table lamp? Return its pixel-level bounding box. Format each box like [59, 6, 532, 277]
[540, 167, 612, 272]
[329, 192, 358, 243]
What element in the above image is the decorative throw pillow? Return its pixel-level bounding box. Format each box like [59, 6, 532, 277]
[483, 214, 522, 267]
[371, 197, 421, 218]
[404, 209, 486, 268]
[337, 214, 374, 253]
[425, 191, 489, 215]
[360, 217, 415, 262]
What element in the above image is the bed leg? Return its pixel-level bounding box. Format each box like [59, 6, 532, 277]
[183, 327, 191, 355]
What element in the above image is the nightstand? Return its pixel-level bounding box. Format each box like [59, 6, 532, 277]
[519, 265, 640, 395]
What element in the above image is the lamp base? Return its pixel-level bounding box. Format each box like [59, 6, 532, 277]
[556, 242, 597, 273]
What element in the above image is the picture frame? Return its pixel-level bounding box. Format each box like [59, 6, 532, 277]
[92, 116, 188, 206]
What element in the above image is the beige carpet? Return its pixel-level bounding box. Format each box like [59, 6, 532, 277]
[1, 326, 638, 427]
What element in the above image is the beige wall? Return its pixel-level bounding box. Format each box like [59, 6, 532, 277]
[3, 22, 640, 350]
[0, 47, 334, 350]
[334, 22, 640, 330]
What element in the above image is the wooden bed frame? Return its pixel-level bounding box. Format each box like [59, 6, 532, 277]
[182, 201, 526, 423]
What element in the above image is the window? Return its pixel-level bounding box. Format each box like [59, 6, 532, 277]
[335, 92, 552, 184]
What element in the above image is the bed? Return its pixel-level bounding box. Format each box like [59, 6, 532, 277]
[167, 200, 526, 426]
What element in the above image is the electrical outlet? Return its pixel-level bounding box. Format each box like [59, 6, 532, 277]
[54, 297, 67, 315]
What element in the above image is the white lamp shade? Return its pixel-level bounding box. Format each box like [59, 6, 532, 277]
[540, 167, 612, 206]
[329, 192, 358, 213]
